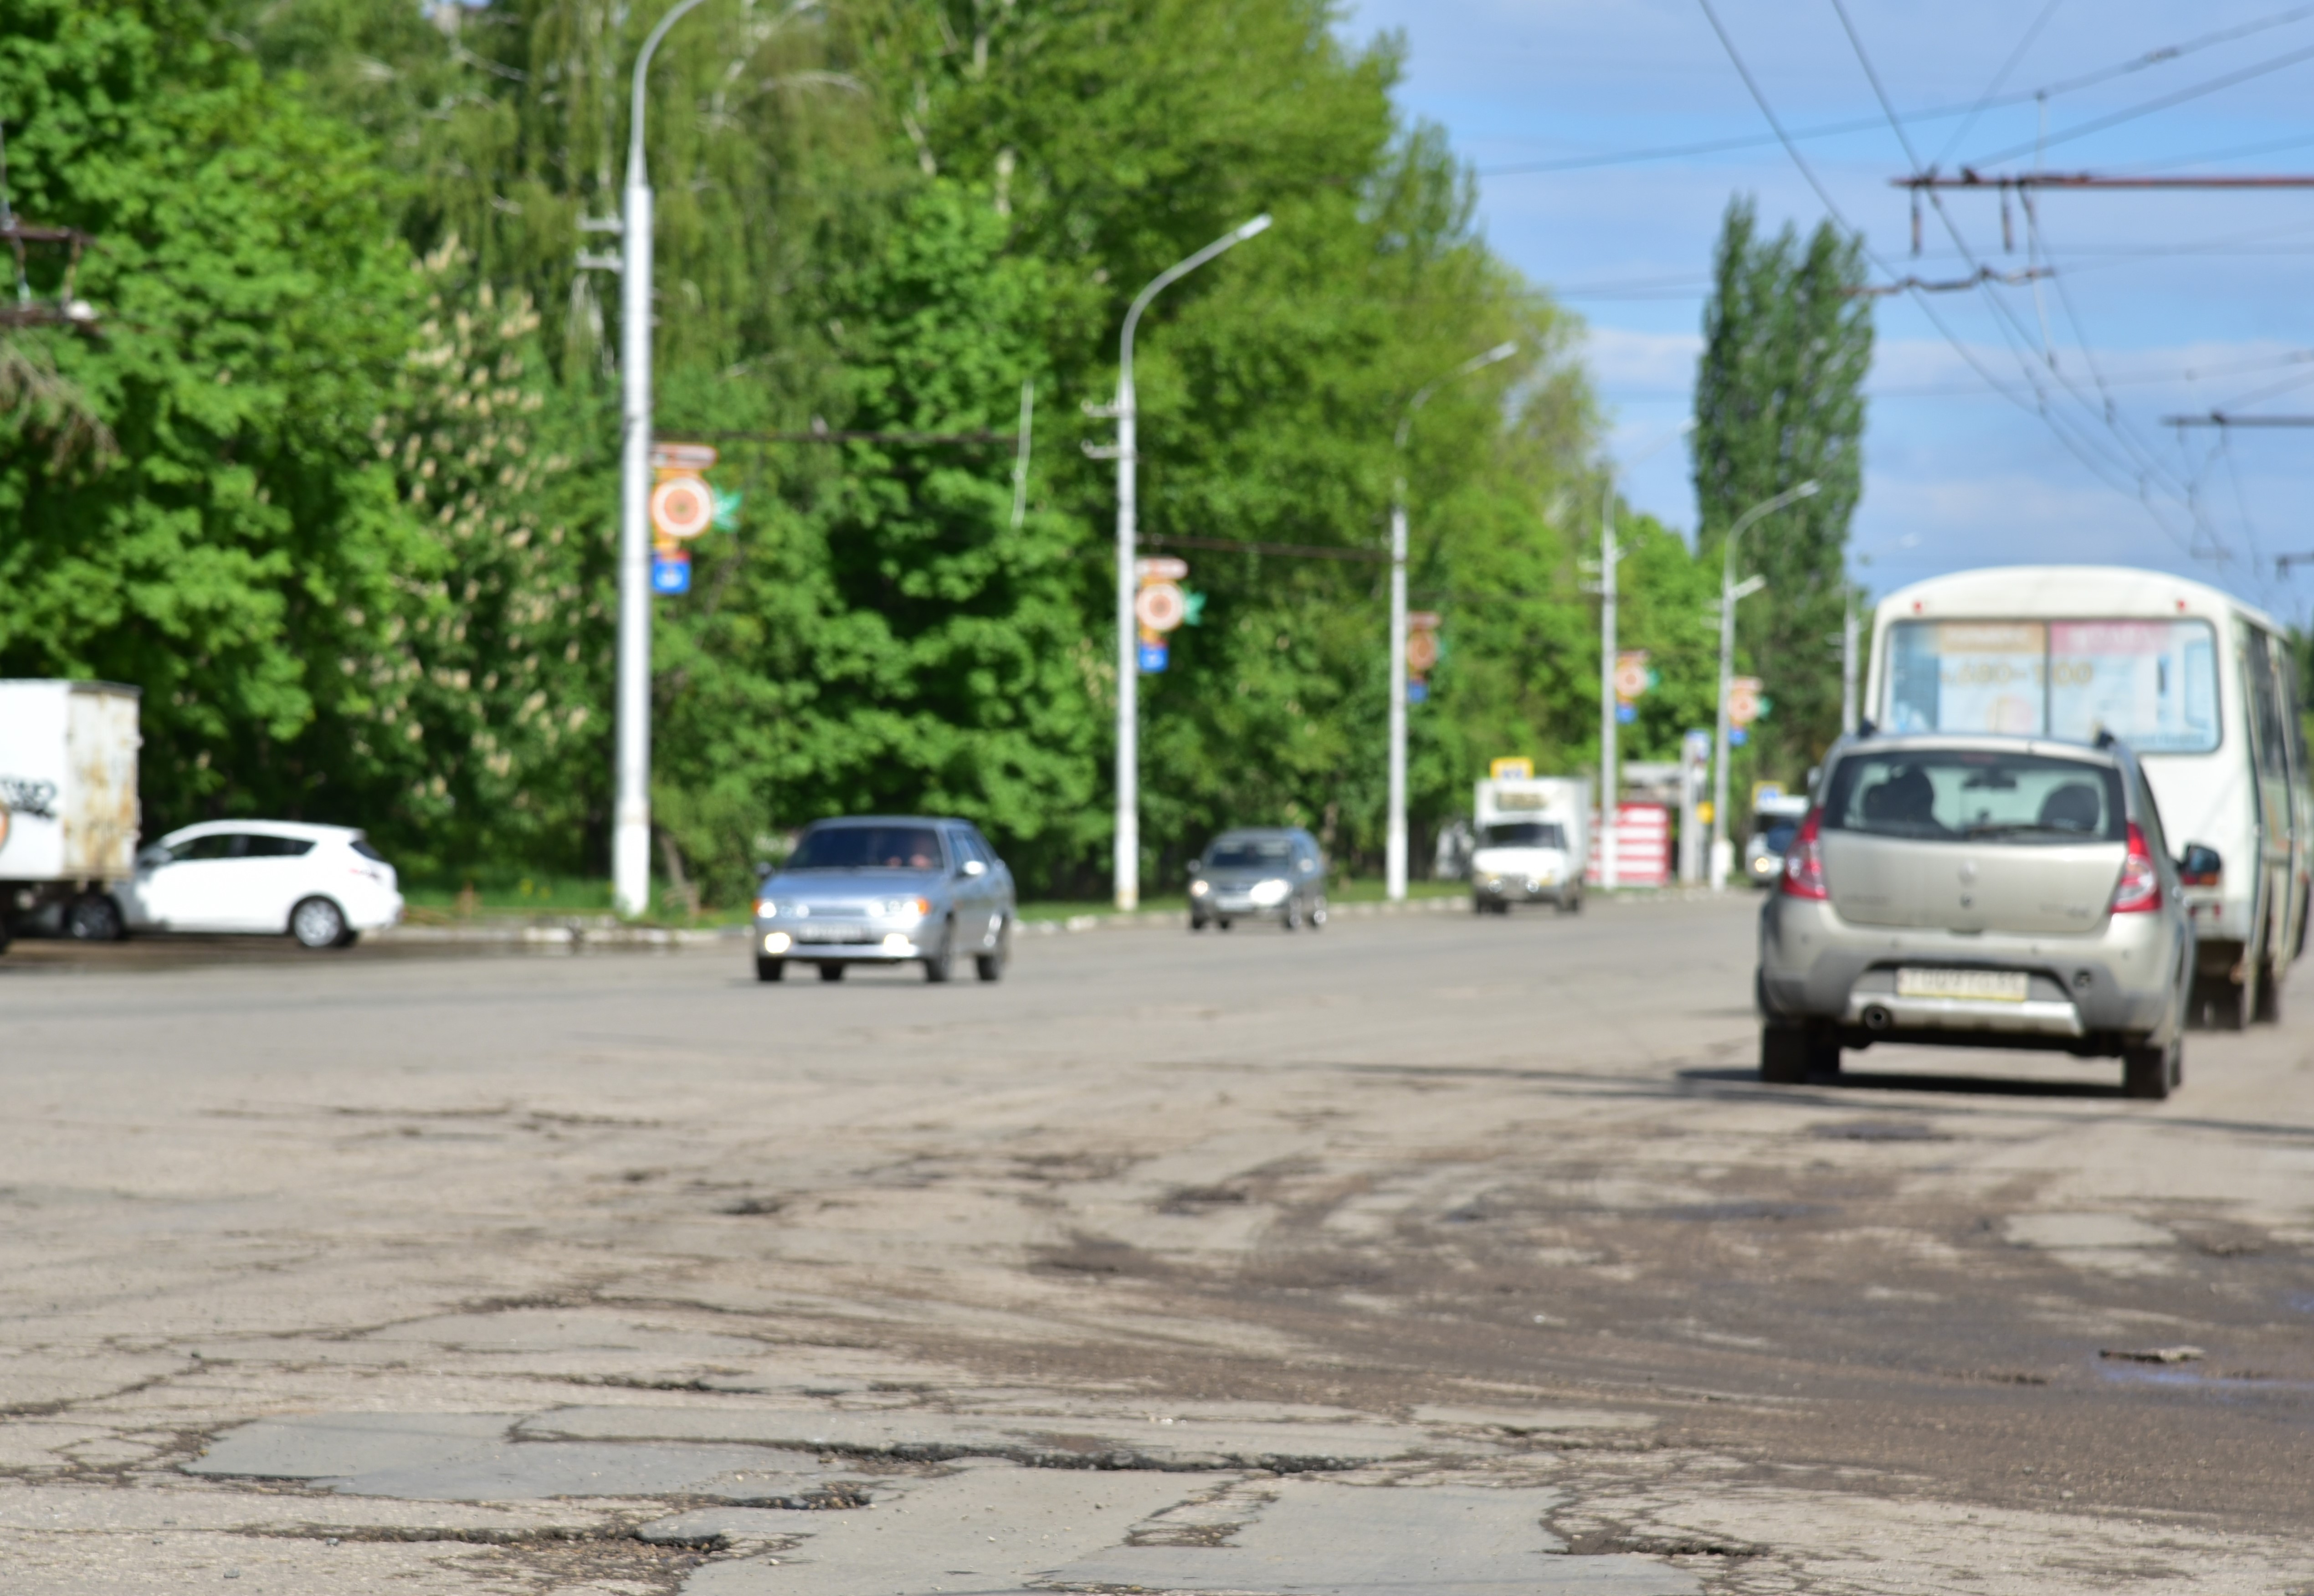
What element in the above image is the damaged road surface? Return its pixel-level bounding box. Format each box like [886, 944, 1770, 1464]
[2, 898, 2311, 1593]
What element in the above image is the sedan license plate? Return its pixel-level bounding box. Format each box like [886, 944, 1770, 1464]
[1896, 967, 2028, 1003]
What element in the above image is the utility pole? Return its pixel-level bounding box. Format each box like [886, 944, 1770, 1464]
[1389, 341, 1518, 902]
[1709, 481, 1818, 889]
[1840, 596, 1860, 736]
[612, 0, 709, 919]
[1096, 216, 1272, 912]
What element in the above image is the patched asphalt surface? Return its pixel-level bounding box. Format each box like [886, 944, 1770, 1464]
[2, 895, 2309, 1593]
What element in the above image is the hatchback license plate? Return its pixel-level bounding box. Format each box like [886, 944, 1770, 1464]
[1897, 967, 2028, 1002]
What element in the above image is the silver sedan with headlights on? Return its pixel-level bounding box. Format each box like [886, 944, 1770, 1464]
[1186, 827, 1328, 931]
[752, 817, 1015, 985]
[1757, 733, 2198, 1099]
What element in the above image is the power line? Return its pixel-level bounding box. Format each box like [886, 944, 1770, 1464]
[1967, 38, 2314, 168]
[1482, 4, 2314, 180]
[1931, 0, 2065, 169]
[1822, 0, 2202, 543]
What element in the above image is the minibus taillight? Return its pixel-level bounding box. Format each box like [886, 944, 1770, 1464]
[1780, 809, 1828, 901]
[2110, 823, 2163, 915]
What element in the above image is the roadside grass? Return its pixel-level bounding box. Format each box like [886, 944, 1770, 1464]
[400, 871, 1470, 929]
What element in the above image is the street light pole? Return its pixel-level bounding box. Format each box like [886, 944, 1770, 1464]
[613, 0, 709, 919]
[1106, 214, 1272, 912]
[1709, 480, 1819, 889]
[1593, 420, 1691, 895]
[1388, 340, 1518, 902]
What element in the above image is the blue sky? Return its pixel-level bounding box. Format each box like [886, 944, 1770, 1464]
[1339, 0, 2314, 621]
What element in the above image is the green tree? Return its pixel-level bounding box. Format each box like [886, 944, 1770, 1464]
[0, 0, 424, 832]
[1692, 196, 1871, 800]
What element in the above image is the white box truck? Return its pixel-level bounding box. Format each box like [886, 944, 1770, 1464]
[1471, 775, 1588, 914]
[0, 680, 141, 948]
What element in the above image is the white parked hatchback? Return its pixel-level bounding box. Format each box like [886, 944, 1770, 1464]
[116, 822, 404, 948]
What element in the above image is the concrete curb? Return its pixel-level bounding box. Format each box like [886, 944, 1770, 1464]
[369, 883, 1748, 949]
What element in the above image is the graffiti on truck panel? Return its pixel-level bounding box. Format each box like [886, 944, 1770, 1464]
[0, 778, 59, 820]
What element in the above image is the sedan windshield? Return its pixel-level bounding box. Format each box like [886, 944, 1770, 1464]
[1206, 837, 1293, 868]
[786, 826, 944, 871]
[1482, 822, 1565, 849]
[1821, 749, 2126, 843]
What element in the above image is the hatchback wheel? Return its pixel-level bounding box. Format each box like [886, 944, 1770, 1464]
[2123, 1037, 2179, 1100]
[289, 896, 348, 950]
[1282, 898, 1302, 932]
[1759, 1025, 1811, 1084]
[755, 957, 785, 984]
[65, 893, 124, 942]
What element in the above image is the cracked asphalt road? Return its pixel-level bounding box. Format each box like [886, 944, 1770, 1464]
[2, 894, 2310, 1593]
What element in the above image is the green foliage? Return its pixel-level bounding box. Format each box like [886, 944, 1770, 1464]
[0, 0, 423, 831]
[0, 0, 1753, 904]
[1693, 196, 1871, 796]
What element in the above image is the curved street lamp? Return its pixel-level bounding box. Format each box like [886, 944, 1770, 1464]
[612, 0, 711, 918]
[1385, 341, 1519, 901]
[1102, 214, 1272, 911]
[1709, 479, 1819, 889]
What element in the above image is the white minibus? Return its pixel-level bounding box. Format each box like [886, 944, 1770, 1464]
[1865, 566, 2308, 1029]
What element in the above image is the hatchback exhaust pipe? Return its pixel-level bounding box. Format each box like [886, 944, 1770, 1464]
[1862, 1004, 1893, 1032]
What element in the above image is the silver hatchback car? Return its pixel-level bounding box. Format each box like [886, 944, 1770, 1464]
[753, 816, 1015, 984]
[1757, 733, 2197, 1098]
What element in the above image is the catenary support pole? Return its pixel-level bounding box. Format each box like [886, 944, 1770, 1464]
[1387, 340, 1518, 902]
[1110, 216, 1272, 911]
[613, 0, 708, 919]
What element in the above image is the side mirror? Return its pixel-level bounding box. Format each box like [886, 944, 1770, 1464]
[2176, 843, 2222, 887]
[136, 845, 170, 869]
[1299, 858, 1315, 873]
[960, 858, 987, 878]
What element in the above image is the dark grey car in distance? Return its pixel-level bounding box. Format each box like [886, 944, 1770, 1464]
[1757, 733, 2197, 1098]
[753, 817, 1014, 984]
[1188, 827, 1328, 931]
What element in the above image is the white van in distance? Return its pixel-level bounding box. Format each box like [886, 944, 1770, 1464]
[1470, 775, 1589, 914]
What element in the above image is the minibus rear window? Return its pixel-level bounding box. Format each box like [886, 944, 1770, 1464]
[1884, 619, 2218, 753]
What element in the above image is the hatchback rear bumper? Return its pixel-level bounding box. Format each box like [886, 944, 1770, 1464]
[1759, 894, 2185, 1045]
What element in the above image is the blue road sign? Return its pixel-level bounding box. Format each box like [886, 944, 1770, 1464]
[1615, 701, 1636, 724]
[651, 552, 691, 595]
[1138, 641, 1168, 673]
[1407, 681, 1429, 703]
[1730, 728, 1748, 747]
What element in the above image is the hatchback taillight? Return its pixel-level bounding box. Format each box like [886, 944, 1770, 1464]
[2110, 822, 2162, 914]
[1780, 809, 1828, 901]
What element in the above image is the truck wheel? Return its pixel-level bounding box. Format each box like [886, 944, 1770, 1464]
[2255, 959, 2284, 1023]
[755, 957, 785, 983]
[66, 894, 124, 942]
[289, 896, 348, 950]
[2122, 1037, 2178, 1099]
[1760, 1026, 1811, 1084]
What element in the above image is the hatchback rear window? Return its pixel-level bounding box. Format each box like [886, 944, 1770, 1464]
[1821, 750, 2126, 843]
[788, 825, 944, 870]
[350, 838, 388, 862]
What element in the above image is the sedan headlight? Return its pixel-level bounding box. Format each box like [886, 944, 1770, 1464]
[877, 896, 930, 922]
[1190, 880, 1209, 897]
[1249, 878, 1290, 907]
[754, 898, 778, 919]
